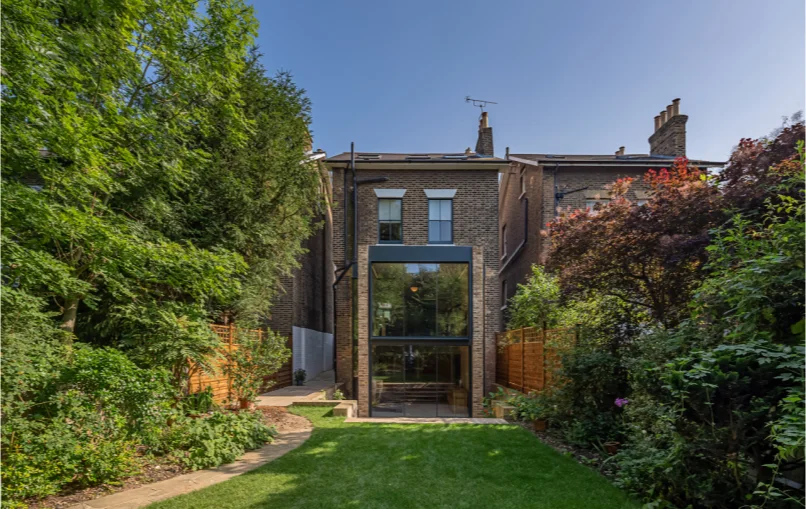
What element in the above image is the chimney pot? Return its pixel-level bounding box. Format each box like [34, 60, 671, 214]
[465, 147, 473, 155]
[672, 98, 680, 116]
[618, 146, 625, 156]
[480, 111, 489, 129]
[666, 104, 673, 119]
[654, 115, 661, 131]
[660, 110, 668, 124]
[505, 146, 510, 159]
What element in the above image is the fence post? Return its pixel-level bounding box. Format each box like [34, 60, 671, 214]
[520, 327, 526, 393]
[541, 321, 548, 391]
[228, 323, 235, 403]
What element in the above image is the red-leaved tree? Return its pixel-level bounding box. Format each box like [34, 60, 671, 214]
[545, 159, 720, 326]
[544, 122, 803, 327]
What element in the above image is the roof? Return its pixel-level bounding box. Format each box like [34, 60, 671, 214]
[326, 152, 505, 163]
[509, 153, 725, 167]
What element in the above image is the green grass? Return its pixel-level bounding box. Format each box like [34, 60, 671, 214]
[149, 406, 639, 509]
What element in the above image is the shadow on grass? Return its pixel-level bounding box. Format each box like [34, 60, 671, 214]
[150, 406, 639, 509]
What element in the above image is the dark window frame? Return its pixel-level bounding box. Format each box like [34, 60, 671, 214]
[377, 198, 403, 244]
[427, 198, 453, 244]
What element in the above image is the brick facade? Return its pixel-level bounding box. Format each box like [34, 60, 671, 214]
[499, 161, 654, 327]
[265, 160, 334, 391]
[329, 162, 502, 416]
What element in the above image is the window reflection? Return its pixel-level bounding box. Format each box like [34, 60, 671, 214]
[371, 263, 469, 337]
[372, 344, 469, 417]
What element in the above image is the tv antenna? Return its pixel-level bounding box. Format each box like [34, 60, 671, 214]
[465, 96, 498, 113]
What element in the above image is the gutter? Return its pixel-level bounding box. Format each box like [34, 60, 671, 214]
[508, 156, 725, 168]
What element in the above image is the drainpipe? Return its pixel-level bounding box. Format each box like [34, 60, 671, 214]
[333, 142, 389, 399]
[552, 163, 560, 217]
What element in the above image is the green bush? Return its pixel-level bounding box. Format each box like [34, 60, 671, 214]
[163, 411, 277, 470]
[226, 328, 291, 402]
[0, 303, 176, 503]
[507, 392, 550, 422]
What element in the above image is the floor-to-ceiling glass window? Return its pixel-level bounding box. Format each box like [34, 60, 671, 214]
[370, 261, 471, 417]
[371, 344, 470, 417]
[371, 263, 469, 338]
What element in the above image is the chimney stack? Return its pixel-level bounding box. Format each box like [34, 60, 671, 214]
[649, 98, 688, 156]
[475, 112, 494, 157]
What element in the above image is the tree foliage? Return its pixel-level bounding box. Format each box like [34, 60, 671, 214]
[523, 126, 805, 508]
[2, 1, 318, 504]
[2, 0, 321, 365]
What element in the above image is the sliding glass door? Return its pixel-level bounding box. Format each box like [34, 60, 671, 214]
[371, 344, 469, 417]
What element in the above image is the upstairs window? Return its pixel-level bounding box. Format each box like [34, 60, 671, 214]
[378, 199, 402, 243]
[585, 199, 610, 216]
[428, 199, 453, 243]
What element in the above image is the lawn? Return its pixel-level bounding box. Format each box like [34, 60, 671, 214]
[149, 406, 639, 509]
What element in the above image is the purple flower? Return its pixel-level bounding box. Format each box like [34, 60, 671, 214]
[615, 398, 629, 408]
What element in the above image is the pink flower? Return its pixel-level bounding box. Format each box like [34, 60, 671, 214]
[615, 398, 629, 408]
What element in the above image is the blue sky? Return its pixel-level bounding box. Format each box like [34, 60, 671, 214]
[252, 0, 804, 162]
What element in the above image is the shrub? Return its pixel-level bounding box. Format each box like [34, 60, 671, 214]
[507, 392, 549, 422]
[183, 387, 218, 414]
[614, 152, 805, 508]
[1, 349, 167, 500]
[163, 411, 276, 470]
[226, 328, 291, 403]
[1, 317, 176, 503]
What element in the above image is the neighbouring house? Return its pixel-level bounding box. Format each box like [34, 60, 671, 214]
[326, 113, 507, 417]
[264, 148, 335, 390]
[498, 98, 724, 326]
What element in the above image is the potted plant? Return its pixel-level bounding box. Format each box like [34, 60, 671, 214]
[294, 368, 307, 386]
[512, 393, 549, 431]
[225, 327, 291, 410]
[603, 441, 621, 455]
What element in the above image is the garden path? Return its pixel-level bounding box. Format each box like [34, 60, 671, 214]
[254, 369, 336, 407]
[67, 415, 312, 509]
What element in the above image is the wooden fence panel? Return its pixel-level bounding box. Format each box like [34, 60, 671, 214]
[495, 325, 576, 395]
[188, 324, 291, 404]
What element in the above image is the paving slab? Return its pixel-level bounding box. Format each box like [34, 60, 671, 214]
[255, 370, 335, 407]
[344, 417, 510, 425]
[68, 423, 312, 509]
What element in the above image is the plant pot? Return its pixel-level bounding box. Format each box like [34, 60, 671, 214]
[239, 398, 254, 410]
[604, 441, 621, 455]
[533, 419, 548, 431]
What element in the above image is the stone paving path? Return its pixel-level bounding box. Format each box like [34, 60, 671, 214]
[68, 420, 312, 509]
[345, 417, 509, 424]
[254, 370, 336, 407]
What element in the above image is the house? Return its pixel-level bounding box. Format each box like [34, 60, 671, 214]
[264, 149, 335, 390]
[498, 99, 724, 326]
[325, 114, 508, 417]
